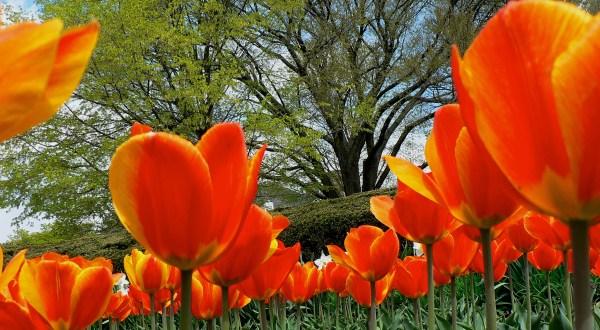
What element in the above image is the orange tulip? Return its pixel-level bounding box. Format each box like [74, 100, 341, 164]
[236, 242, 301, 302]
[124, 249, 170, 294]
[590, 224, 600, 253]
[433, 267, 451, 287]
[590, 253, 600, 277]
[191, 270, 242, 321]
[496, 234, 522, 265]
[470, 242, 508, 282]
[384, 104, 519, 229]
[102, 291, 131, 322]
[0, 19, 99, 142]
[345, 272, 393, 308]
[128, 285, 151, 316]
[452, 0, 600, 222]
[523, 212, 570, 251]
[198, 205, 289, 287]
[281, 262, 319, 304]
[109, 122, 266, 270]
[323, 262, 350, 297]
[327, 225, 399, 283]
[527, 242, 563, 272]
[164, 265, 181, 291]
[371, 180, 457, 245]
[432, 227, 478, 278]
[505, 215, 539, 254]
[18, 257, 113, 329]
[392, 257, 428, 299]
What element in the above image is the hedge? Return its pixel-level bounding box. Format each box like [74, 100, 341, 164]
[2, 188, 398, 272]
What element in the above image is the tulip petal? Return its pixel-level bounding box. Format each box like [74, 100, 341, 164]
[196, 123, 248, 247]
[69, 267, 113, 329]
[457, 1, 592, 217]
[454, 127, 518, 227]
[0, 300, 37, 330]
[0, 249, 26, 297]
[327, 245, 354, 272]
[109, 132, 214, 269]
[553, 17, 600, 218]
[44, 21, 99, 109]
[19, 260, 80, 327]
[0, 20, 62, 142]
[425, 105, 467, 215]
[524, 214, 569, 250]
[369, 229, 400, 281]
[383, 155, 443, 205]
[370, 196, 407, 236]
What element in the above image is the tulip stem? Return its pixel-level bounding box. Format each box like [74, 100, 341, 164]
[524, 254, 531, 330]
[369, 280, 377, 330]
[562, 249, 573, 324]
[569, 221, 592, 329]
[335, 295, 340, 329]
[470, 272, 476, 328]
[451, 276, 457, 330]
[170, 289, 175, 330]
[426, 243, 435, 330]
[221, 286, 230, 330]
[270, 298, 277, 330]
[162, 304, 168, 330]
[259, 300, 268, 330]
[180, 269, 193, 330]
[150, 293, 156, 330]
[413, 298, 422, 330]
[508, 264, 515, 312]
[546, 271, 553, 317]
[440, 285, 445, 315]
[480, 228, 497, 330]
[296, 303, 302, 330]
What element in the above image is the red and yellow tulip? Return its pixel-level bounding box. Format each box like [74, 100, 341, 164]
[124, 249, 170, 294]
[327, 225, 399, 283]
[18, 256, 113, 329]
[281, 262, 319, 305]
[109, 123, 266, 270]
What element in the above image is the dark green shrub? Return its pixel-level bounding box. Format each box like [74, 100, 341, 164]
[2, 188, 397, 272]
[277, 188, 396, 259]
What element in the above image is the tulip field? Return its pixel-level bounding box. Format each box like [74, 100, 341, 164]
[2, 0, 600, 329]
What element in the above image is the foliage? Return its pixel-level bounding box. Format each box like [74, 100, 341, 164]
[2, 230, 141, 273]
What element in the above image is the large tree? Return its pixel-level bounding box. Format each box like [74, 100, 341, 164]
[237, 0, 508, 199]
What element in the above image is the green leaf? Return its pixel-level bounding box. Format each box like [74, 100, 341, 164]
[549, 310, 573, 330]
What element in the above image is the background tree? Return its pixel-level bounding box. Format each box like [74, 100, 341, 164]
[236, 0, 508, 199]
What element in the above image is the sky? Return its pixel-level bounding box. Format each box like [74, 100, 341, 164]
[1, 0, 39, 20]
